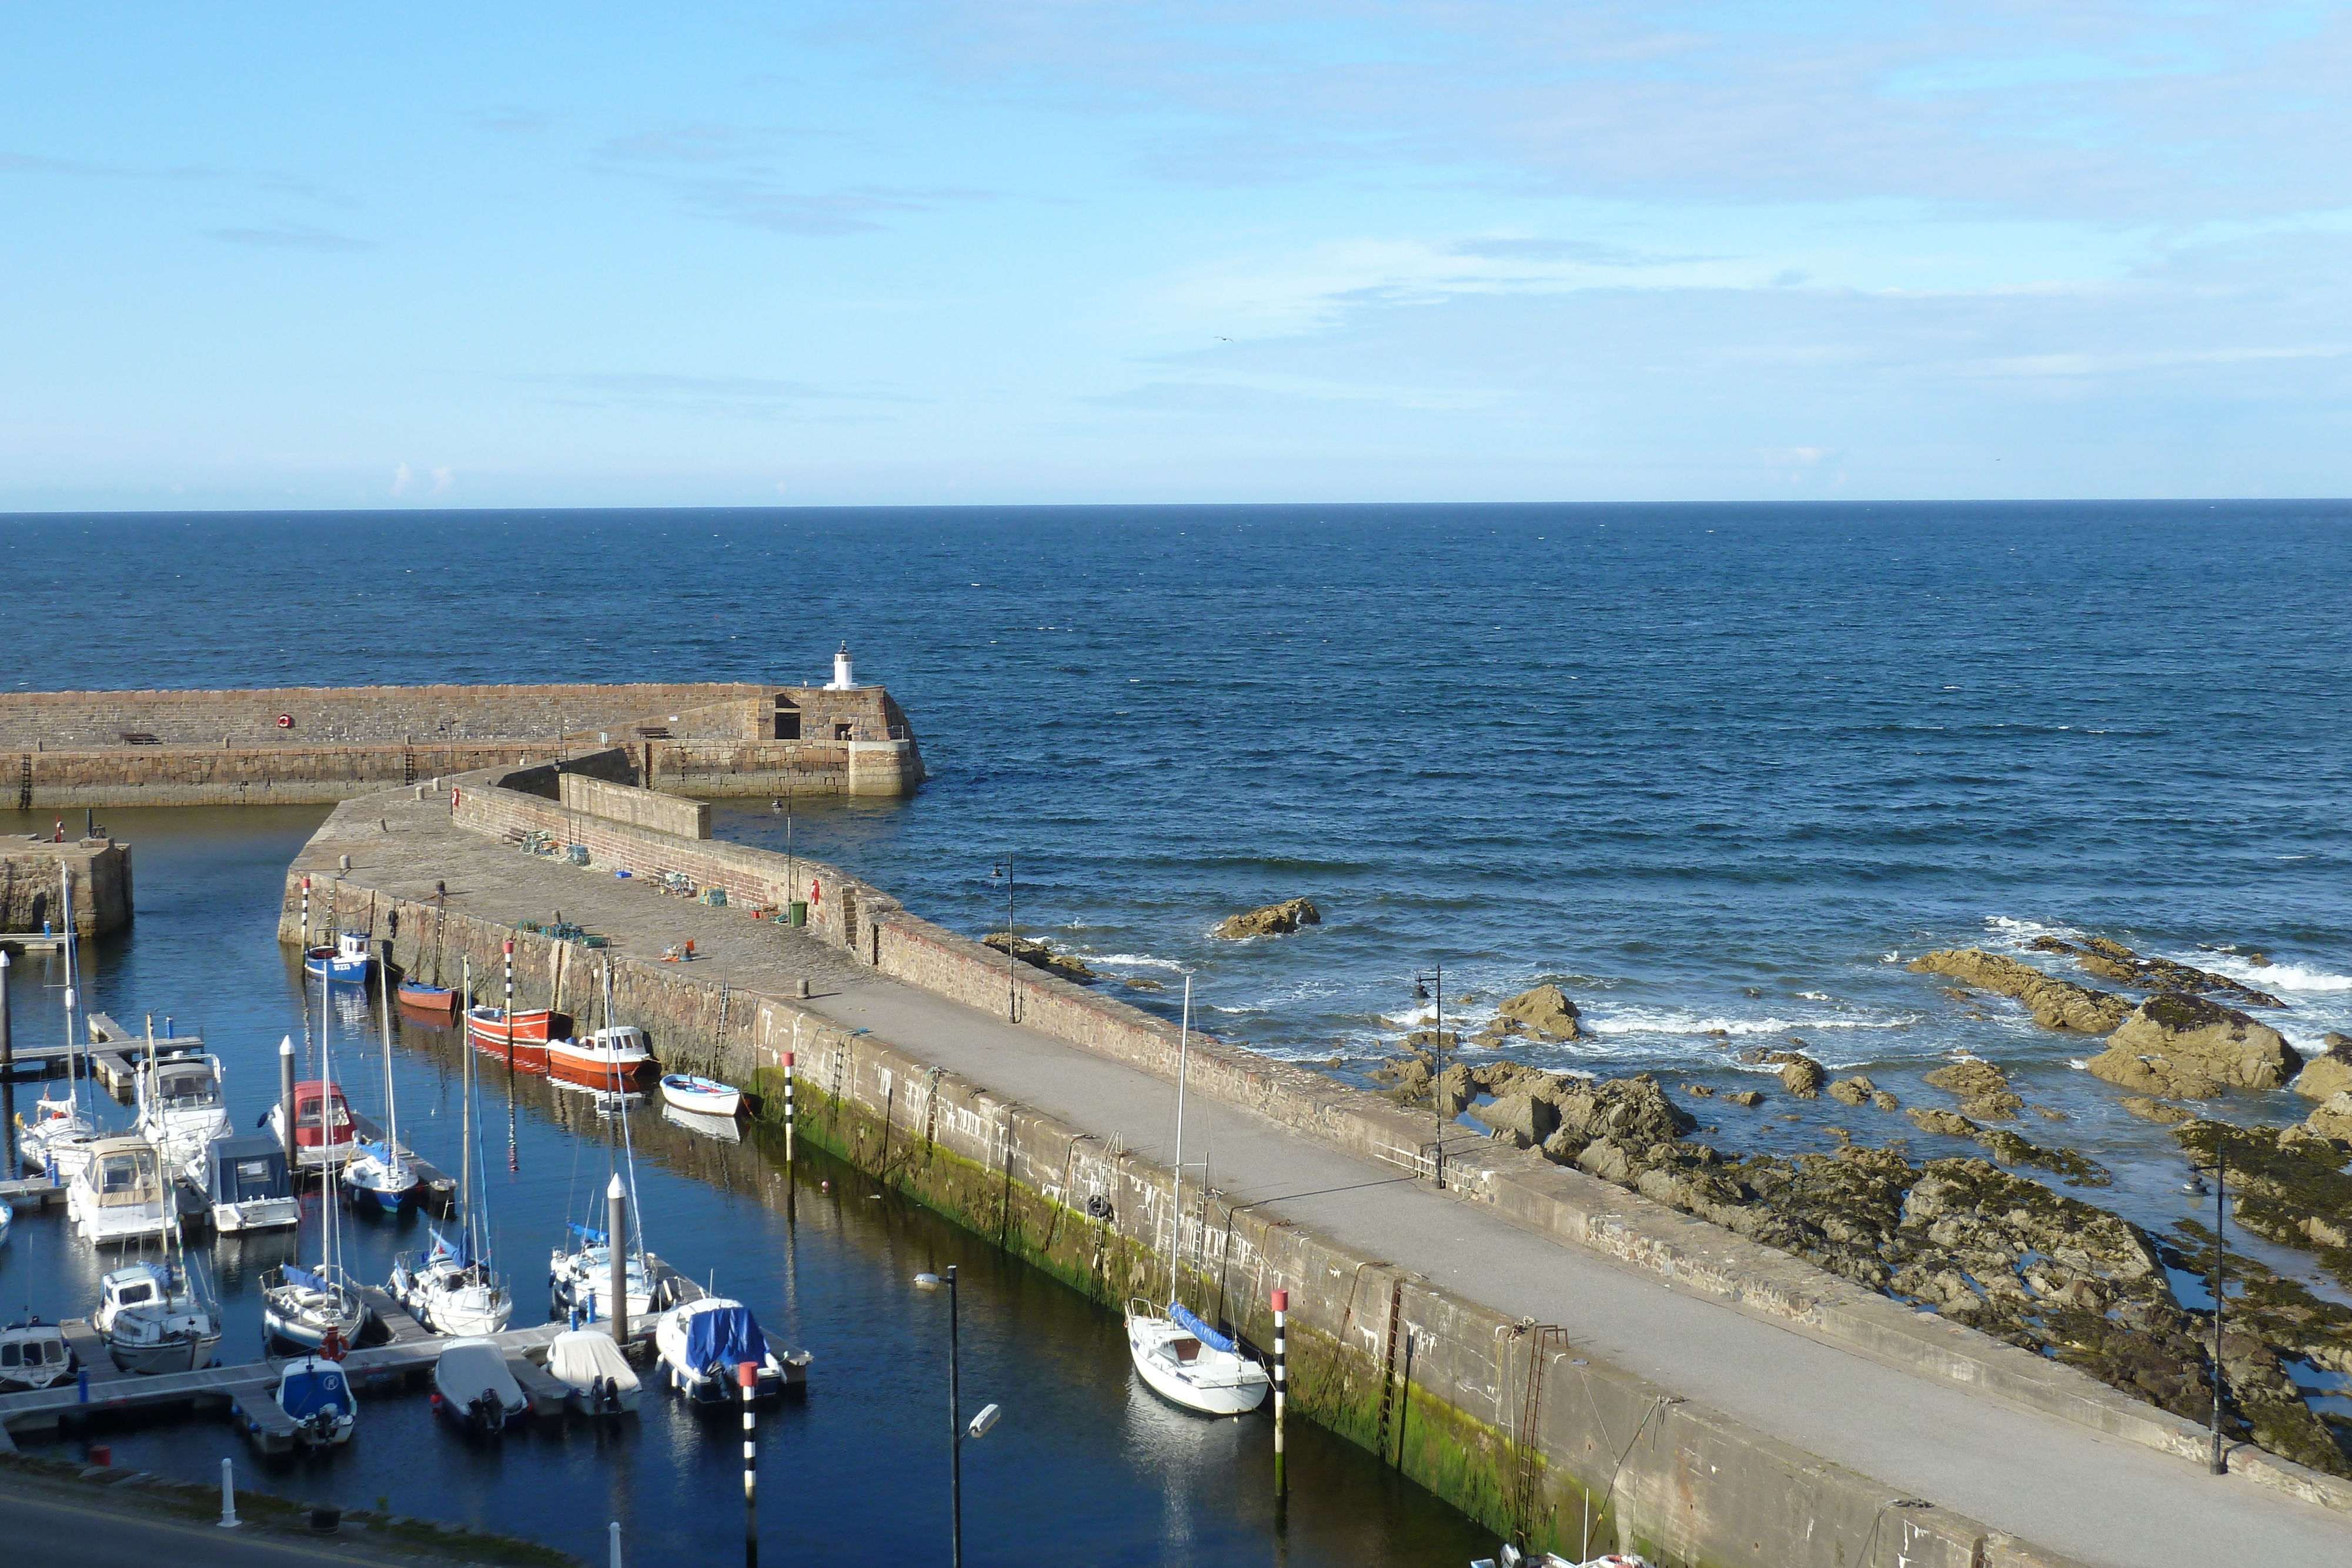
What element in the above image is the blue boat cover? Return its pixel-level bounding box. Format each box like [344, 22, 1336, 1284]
[280, 1365, 349, 1419]
[282, 1265, 326, 1292]
[567, 1222, 607, 1243]
[352, 1141, 390, 1163]
[1169, 1300, 1235, 1354]
[427, 1228, 476, 1269]
[683, 1304, 766, 1372]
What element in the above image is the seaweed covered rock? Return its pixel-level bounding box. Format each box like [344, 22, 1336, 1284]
[2087, 994, 2303, 1097]
[1471, 1091, 1559, 1148]
[1214, 897, 1321, 938]
[1924, 1056, 2024, 1120]
[2173, 1119, 2352, 1267]
[1907, 948, 2130, 1032]
[983, 933, 1097, 983]
[1904, 1108, 2109, 1184]
[2031, 934, 2285, 1008]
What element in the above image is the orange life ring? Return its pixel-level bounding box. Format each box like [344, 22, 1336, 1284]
[276, 714, 294, 728]
[320, 1326, 348, 1362]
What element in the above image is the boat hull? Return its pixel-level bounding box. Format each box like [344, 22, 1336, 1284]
[659, 1076, 741, 1118]
[397, 983, 459, 1015]
[1125, 1308, 1270, 1417]
[305, 949, 369, 984]
[547, 1048, 652, 1089]
[108, 1327, 221, 1376]
[215, 1198, 300, 1233]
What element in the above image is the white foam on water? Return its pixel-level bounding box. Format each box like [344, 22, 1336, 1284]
[1581, 1007, 1922, 1038]
[1796, 991, 1832, 1001]
[1981, 915, 2089, 951]
[1078, 952, 1190, 971]
[2194, 954, 2352, 995]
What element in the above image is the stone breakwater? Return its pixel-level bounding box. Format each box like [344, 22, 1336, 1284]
[277, 765, 2352, 1555]
[1, 681, 923, 807]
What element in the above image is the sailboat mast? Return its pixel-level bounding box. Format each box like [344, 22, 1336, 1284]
[59, 867, 79, 1111]
[459, 954, 474, 1248]
[319, 942, 337, 1275]
[378, 951, 400, 1178]
[1170, 974, 1190, 1302]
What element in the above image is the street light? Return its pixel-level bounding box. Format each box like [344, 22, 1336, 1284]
[1412, 965, 1445, 1189]
[914, 1264, 1000, 1567]
[989, 857, 1015, 1022]
[2200, 1146, 2230, 1475]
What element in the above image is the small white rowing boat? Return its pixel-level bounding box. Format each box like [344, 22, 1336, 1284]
[660, 1074, 741, 1118]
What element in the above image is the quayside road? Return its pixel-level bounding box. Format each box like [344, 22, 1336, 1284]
[318, 792, 2352, 1568]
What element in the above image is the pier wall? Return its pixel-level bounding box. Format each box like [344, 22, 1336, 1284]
[286, 819, 2072, 1568]
[1, 681, 924, 806]
[559, 773, 710, 840]
[1, 838, 131, 938]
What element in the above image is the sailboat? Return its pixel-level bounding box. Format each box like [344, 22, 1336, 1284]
[342, 954, 422, 1213]
[95, 1203, 222, 1374]
[134, 1018, 229, 1186]
[18, 867, 98, 1184]
[1124, 976, 1270, 1417]
[262, 980, 366, 1350]
[550, 964, 656, 1327]
[392, 955, 513, 1336]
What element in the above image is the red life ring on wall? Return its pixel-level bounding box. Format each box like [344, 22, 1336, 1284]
[276, 714, 294, 728]
[809, 878, 822, 907]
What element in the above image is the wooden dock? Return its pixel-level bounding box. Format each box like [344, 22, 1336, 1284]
[0, 1176, 66, 1209]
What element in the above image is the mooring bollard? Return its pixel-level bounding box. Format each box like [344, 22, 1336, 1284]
[608, 1172, 629, 1347]
[77, 1368, 88, 1403]
[218, 1457, 239, 1527]
[1272, 1288, 1289, 1497]
[278, 1035, 297, 1169]
[608, 1520, 623, 1568]
[740, 1359, 760, 1567]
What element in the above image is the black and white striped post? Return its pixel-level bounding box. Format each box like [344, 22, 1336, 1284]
[740, 1359, 759, 1566]
[300, 875, 311, 949]
[1271, 1288, 1289, 1498]
[503, 939, 517, 1071]
[783, 1051, 796, 1166]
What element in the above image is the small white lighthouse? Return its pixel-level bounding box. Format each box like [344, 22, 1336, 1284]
[824, 641, 858, 690]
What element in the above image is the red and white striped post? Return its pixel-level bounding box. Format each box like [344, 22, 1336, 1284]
[740, 1359, 760, 1567]
[1272, 1288, 1289, 1497]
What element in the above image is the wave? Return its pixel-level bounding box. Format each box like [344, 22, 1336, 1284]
[1581, 1007, 1922, 1038]
[1077, 952, 1191, 971]
[2192, 955, 2352, 995]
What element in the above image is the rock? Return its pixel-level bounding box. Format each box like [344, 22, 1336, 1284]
[983, 933, 1095, 983]
[1909, 1107, 1978, 1138]
[1537, 1071, 1696, 1147]
[2031, 1105, 2069, 1121]
[2033, 934, 2286, 1008]
[1924, 1057, 2023, 1121]
[1725, 1090, 1763, 1108]
[1404, 1028, 1466, 1052]
[1682, 1082, 1717, 1099]
[1778, 1056, 1825, 1098]
[1905, 1107, 2104, 1180]
[1495, 984, 1582, 1042]
[1369, 1050, 1437, 1104]
[1122, 976, 1165, 992]
[1871, 1089, 1901, 1112]
[1907, 948, 2130, 1032]
[2121, 1096, 2193, 1125]
[1471, 1091, 1559, 1149]
[1214, 897, 1321, 939]
[1434, 1063, 1476, 1118]
[2291, 1034, 2352, 1101]
[1828, 1076, 1874, 1106]
[2304, 1091, 2352, 1143]
[2087, 994, 2303, 1097]
[2174, 1120, 2352, 1266]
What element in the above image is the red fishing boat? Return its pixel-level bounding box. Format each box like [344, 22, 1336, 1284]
[545, 1027, 654, 1090]
[466, 1005, 555, 1074]
[397, 979, 460, 1017]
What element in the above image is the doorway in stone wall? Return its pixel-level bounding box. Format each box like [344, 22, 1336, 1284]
[773, 696, 800, 741]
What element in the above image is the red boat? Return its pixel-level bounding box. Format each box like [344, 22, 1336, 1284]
[546, 1027, 655, 1090]
[268, 1080, 358, 1169]
[397, 979, 460, 1016]
[467, 1005, 555, 1074]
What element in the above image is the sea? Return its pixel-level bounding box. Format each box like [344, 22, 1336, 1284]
[4, 500, 2351, 1536]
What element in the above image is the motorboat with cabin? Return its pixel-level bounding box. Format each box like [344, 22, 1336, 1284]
[547, 1026, 654, 1089]
[68, 1137, 173, 1245]
[136, 1050, 230, 1183]
[275, 1353, 358, 1447]
[0, 1321, 74, 1391]
[430, 1338, 530, 1434]
[267, 1079, 359, 1169]
[304, 930, 372, 983]
[96, 1259, 222, 1375]
[547, 1328, 641, 1415]
[653, 1297, 808, 1403]
[207, 1132, 298, 1232]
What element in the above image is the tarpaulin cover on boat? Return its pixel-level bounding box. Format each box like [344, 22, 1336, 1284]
[1169, 1300, 1236, 1353]
[279, 1364, 350, 1418]
[427, 1228, 476, 1268]
[549, 1329, 640, 1394]
[433, 1339, 523, 1406]
[352, 1141, 392, 1163]
[683, 1303, 766, 1372]
[567, 1222, 607, 1243]
[281, 1265, 328, 1292]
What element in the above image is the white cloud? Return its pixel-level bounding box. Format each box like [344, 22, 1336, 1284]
[430, 466, 453, 494]
[389, 463, 413, 496]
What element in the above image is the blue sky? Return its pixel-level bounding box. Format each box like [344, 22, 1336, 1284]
[2, 2, 2347, 507]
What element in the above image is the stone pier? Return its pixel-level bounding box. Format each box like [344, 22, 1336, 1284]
[1, 835, 132, 940]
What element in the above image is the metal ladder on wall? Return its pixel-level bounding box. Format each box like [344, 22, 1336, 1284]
[403, 748, 417, 786]
[16, 754, 29, 812]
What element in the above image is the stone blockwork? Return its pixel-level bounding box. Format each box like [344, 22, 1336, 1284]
[1, 681, 924, 806]
[292, 858, 2069, 1568]
[0, 837, 132, 937]
[559, 771, 710, 839]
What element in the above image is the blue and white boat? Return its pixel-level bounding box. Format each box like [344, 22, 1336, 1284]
[305, 931, 372, 984]
[652, 1297, 809, 1403]
[275, 1353, 358, 1446]
[342, 1139, 422, 1213]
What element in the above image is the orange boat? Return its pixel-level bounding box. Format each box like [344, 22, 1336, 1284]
[546, 1027, 654, 1090]
[466, 1005, 555, 1074]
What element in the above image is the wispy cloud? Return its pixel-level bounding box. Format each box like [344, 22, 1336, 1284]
[589, 120, 997, 235]
[205, 221, 376, 251]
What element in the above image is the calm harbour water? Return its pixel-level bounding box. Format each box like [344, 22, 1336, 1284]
[5, 501, 2352, 1528]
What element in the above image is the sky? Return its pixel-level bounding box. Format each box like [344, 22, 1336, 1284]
[2, 2, 2348, 509]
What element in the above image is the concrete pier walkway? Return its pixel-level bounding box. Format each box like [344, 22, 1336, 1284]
[302, 788, 2352, 1568]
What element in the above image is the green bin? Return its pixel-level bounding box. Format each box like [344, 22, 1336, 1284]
[787, 901, 808, 928]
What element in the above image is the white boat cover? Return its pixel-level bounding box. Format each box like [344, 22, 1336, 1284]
[548, 1329, 640, 1395]
[433, 1338, 523, 1406]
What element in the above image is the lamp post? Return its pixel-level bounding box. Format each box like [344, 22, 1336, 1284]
[990, 856, 1015, 1022]
[2206, 1147, 2230, 1475]
[1412, 965, 1444, 1189]
[915, 1265, 1001, 1568]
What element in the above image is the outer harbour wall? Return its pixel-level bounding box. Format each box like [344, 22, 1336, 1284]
[1, 682, 923, 807]
[278, 774, 2079, 1568]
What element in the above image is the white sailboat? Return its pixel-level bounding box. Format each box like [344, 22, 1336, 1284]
[18, 867, 97, 1184]
[392, 955, 512, 1336]
[550, 964, 656, 1328]
[262, 979, 365, 1350]
[133, 1019, 229, 1186]
[342, 952, 421, 1213]
[1124, 976, 1270, 1417]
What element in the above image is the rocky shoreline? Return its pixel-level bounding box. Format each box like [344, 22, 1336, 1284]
[1372, 955, 2352, 1476]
